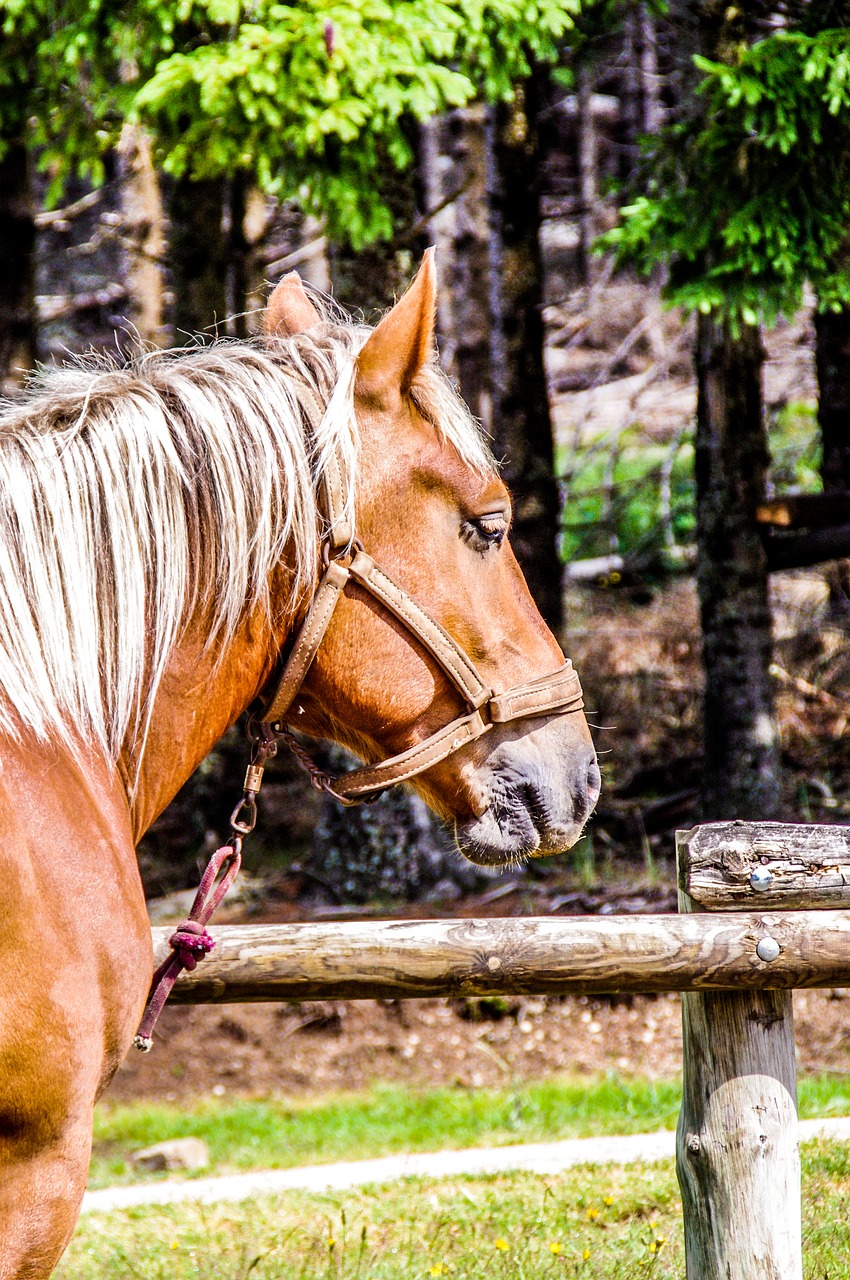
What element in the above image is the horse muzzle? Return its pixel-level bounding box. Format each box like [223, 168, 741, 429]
[454, 729, 601, 866]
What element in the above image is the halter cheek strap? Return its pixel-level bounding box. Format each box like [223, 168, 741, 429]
[256, 389, 584, 805]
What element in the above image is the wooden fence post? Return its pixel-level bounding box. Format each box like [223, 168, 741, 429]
[676, 823, 812, 1280]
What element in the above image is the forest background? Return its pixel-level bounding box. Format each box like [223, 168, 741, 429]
[3, 0, 850, 910]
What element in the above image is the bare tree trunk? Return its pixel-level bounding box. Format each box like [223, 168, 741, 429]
[695, 316, 780, 819]
[420, 107, 492, 431]
[330, 144, 423, 320]
[166, 176, 229, 340]
[620, 9, 643, 179]
[576, 66, 599, 285]
[490, 80, 563, 631]
[0, 142, 36, 391]
[225, 175, 249, 339]
[117, 126, 167, 349]
[814, 307, 850, 492]
[640, 5, 664, 134]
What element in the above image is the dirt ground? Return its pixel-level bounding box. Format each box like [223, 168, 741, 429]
[110, 979, 850, 1106]
[111, 870, 850, 1105]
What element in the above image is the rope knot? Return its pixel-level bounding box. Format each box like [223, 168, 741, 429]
[135, 842, 241, 1050]
[169, 920, 216, 971]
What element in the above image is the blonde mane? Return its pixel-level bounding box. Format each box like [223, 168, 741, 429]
[0, 317, 493, 763]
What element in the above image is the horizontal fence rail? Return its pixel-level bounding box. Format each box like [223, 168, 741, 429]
[153, 910, 850, 1004]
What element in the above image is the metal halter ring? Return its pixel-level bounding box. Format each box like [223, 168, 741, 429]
[229, 794, 258, 835]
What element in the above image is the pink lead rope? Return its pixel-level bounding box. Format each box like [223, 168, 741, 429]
[134, 843, 241, 1052]
[134, 725, 278, 1052]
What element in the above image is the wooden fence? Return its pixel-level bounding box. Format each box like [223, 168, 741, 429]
[155, 820, 850, 1280]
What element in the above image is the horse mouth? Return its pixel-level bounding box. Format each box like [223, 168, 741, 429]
[453, 758, 601, 867]
[453, 798, 591, 868]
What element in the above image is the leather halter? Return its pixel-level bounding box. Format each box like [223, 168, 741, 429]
[256, 385, 584, 805]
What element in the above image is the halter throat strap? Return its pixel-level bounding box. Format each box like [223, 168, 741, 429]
[257, 391, 584, 805]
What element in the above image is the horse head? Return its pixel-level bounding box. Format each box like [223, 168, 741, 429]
[263, 252, 599, 865]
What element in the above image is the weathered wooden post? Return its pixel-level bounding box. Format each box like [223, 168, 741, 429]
[676, 820, 850, 1280]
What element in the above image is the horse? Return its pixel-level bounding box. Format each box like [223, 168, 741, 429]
[0, 250, 598, 1276]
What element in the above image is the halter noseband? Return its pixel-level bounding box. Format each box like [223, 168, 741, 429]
[255, 385, 584, 806]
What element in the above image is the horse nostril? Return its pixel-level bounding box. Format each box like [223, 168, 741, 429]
[587, 758, 602, 806]
[575, 754, 601, 820]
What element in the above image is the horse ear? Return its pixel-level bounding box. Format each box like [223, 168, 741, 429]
[264, 272, 322, 336]
[355, 248, 436, 405]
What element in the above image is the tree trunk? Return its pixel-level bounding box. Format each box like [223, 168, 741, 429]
[225, 175, 249, 339]
[640, 5, 664, 134]
[117, 126, 167, 349]
[576, 65, 599, 283]
[420, 107, 493, 432]
[166, 176, 229, 340]
[814, 307, 850, 492]
[695, 315, 780, 820]
[0, 142, 36, 391]
[329, 143, 423, 321]
[619, 10, 642, 180]
[489, 80, 563, 632]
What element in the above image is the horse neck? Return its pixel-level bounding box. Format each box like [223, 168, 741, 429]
[124, 601, 286, 844]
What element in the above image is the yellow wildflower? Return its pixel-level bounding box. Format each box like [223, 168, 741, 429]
[604, 1195, 614, 1206]
[429, 1265, 447, 1277]
[583, 1248, 591, 1261]
[495, 1238, 509, 1252]
[586, 1207, 600, 1221]
[549, 1241, 563, 1255]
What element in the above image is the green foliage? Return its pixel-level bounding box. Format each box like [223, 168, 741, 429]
[769, 401, 821, 494]
[1, 0, 578, 237]
[602, 28, 850, 325]
[131, 0, 579, 245]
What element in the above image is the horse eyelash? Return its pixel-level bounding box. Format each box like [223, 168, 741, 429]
[461, 517, 507, 552]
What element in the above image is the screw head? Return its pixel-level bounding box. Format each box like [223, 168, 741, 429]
[756, 936, 781, 963]
[749, 866, 773, 892]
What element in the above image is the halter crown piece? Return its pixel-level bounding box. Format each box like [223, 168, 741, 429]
[134, 379, 584, 1050]
[257, 382, 585, 804]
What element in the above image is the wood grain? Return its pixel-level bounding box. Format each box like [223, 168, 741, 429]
[679, 819, 850, 910]
[152, 911, 850, 1004]
[676, 835, 802, 1280]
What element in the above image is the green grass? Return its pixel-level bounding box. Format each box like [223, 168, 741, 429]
[59, 1142, 850, 1279]
[89, 1072, 850, 1189]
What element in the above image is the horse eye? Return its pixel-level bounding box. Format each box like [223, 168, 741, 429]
[463, 514, 508, 552]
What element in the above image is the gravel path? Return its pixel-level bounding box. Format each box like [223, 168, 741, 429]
[81, 1116, 850, 1215]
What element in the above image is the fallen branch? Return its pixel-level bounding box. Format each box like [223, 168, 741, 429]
[37, 283, 128, 323]
[35, 189, 104, 229]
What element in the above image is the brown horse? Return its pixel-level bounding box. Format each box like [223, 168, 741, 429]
[0, 252, 597, 1276]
